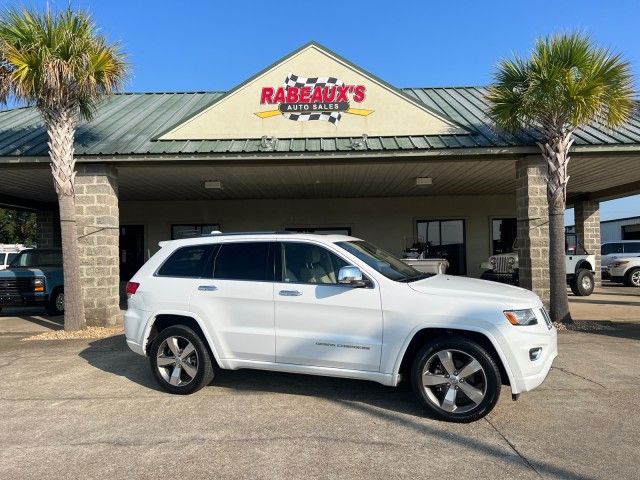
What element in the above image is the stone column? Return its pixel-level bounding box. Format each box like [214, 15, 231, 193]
[75, 164, 121, 326]
[574, 199, 601, 286]
[516, 156, 550, 308]
[36, 210, 61, 248]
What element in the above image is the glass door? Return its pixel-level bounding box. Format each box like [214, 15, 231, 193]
[416, 219, 466, 275]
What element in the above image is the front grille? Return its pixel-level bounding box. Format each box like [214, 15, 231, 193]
[0, 278, 33, 296]
[540, 308, 553, 329]
[495, 256, 510, 273]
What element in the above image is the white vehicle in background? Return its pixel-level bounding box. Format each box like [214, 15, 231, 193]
[481, 235, 596, 296]
[0, 244, 28, 270]
[601, 241, 640, 279]
[125, 231, 556, 423]
[608, 257, 640, 287]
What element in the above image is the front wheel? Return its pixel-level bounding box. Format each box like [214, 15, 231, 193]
[411, 337, 501, 422]
[625, 268, 640, 287]
[570, 269, 594, 296]
[149, 325, 214, 395]
[46, 289, 64, 315]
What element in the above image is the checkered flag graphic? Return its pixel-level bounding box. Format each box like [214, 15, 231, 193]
[283, 73, 345, 125]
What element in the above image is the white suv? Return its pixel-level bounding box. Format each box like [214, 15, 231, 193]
[125, 232, 557, 422]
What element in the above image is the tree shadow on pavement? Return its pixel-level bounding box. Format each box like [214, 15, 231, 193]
[567, 321, 640, 341]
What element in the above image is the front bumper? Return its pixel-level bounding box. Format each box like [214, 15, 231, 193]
[0, 293, 48, 307]
[480, 271, 519, 286]
[493, 311, 558, 395]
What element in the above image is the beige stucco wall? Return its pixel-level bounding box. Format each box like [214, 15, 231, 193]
[160, 45, 462, 140]
[120, 194, 515, 277]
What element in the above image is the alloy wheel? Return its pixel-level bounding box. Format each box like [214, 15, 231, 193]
[582, 276, 593, 291]
[55, 292, 65, 312]
[631, 270, 640, 287]
[156, 336, 199, 387]
[421, 349, 487, 414]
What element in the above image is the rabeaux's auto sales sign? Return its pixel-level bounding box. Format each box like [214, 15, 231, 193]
[255, 73, 374, 125]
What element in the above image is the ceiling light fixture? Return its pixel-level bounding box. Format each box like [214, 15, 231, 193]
[415, 177, 433, 187]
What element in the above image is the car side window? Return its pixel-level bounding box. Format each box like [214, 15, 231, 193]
[601, 243, 623, 255]
[213, 242, 272, 281]
[623, 242, 640, 254]
[281, 242, 350, 284]
[157, 245, 215, 278]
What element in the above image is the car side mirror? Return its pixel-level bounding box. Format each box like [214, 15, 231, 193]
[338, 266, 366, 287]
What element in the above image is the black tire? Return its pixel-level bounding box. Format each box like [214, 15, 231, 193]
[570, 269, 594, 296]
[411, 336, 501, 423]
[46, 288, 64, 315]
[624, 267, 640, 288]
[149, 325, 214, 395]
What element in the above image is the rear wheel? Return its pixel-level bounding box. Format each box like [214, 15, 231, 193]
[150, 325, 214, 394]
[625, 268, 640, 287]
[46, 289, 64, 315]
[570, 269, 594, 296]
[411, 337, 501, 422]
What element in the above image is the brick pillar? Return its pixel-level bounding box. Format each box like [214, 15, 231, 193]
[36, 210, 61, 248]
[75, 164, 121, 326]
[575, 199, 601, 286]
[516, 156, 550, 308]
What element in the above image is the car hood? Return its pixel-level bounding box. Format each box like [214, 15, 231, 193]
[408, 274, 542, 308]
[0, 267, 58, 278]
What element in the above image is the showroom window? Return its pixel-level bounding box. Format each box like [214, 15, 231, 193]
[416, 219, 466, 275]
[491, 218, 517, 255]
[171, 224, 220, 240]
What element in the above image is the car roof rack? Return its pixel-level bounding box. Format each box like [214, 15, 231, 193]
[200, 230, 296, 237]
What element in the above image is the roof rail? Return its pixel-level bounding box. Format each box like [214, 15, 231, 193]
[200, 230, 296, 237]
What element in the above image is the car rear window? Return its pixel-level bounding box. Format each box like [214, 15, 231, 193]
[157, 245, 215, 278]
[213, 242, 272, 281]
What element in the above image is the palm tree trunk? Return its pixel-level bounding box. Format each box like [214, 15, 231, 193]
[46, 107, 85, 331]
[540, 130, 574, 324]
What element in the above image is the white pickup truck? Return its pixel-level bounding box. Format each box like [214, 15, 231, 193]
[480, 236, 596, 296]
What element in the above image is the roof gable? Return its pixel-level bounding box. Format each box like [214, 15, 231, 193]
[159, 42, 466, 140]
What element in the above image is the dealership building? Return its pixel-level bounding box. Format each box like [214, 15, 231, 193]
[1, 42, 639, 326]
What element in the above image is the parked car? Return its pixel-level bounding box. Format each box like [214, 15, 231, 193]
[0, 249, 65, 315]
[402, 256, 449, 274]
[480, 235, 596, 296]
[601, 241, 640, 279]
[608, 257, 640, 287]
[0, 244, 28, 271]
[124, 232, 556, 423]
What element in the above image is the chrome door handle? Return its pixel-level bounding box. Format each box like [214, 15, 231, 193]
[198, 285, 217, 291]
[279, 289, 302, 296]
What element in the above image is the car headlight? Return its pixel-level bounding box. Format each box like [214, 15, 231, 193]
[508, 256, 516, 265]
[33, 277, 45, 292]
[504, 309, 538, 326]
[489, 256, 496, 266]
[612, 261, 628, 268]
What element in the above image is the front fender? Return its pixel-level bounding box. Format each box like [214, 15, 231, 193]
[390, 322, 516, 389]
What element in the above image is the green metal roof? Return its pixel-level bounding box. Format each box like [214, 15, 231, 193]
[0, 87, 639, 158]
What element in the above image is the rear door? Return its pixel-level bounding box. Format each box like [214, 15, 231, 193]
[273, 241, 383, 372]
[623, 242, 640, 259]
[190, 241, 276, 362]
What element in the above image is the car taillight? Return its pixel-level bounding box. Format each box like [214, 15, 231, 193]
[126, 282, 140, 297]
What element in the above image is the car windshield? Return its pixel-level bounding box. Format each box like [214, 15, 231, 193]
[9, 250, 62, 268]
[336, 240, 431, 282]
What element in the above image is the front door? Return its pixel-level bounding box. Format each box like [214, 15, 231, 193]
[190, 241, 276, 362]
[120, 225, 145, 281]
[274, 241, 383, 372]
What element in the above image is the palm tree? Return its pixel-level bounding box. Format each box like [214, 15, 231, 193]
[487, 33, 635, 323]
[0, 7, 127, 330]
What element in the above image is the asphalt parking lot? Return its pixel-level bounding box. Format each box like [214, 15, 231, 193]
[0, 284, 638, 480]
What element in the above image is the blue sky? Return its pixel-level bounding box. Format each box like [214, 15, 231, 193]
[4, 0, 640, 221]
